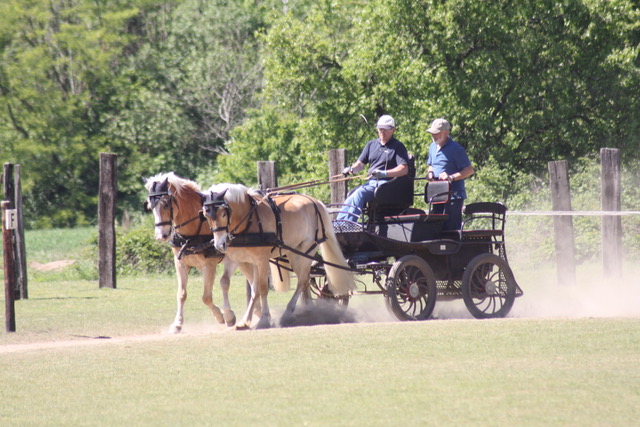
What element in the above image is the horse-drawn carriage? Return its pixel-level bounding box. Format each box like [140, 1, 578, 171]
[145, 171, 522, 332]
[310, 173, 523, 320]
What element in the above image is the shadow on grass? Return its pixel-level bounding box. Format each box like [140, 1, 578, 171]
[279, 300, 356, 327]
[27, 296, 100, 301]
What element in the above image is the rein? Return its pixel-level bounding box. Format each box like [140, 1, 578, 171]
[265, 174, 364, 193]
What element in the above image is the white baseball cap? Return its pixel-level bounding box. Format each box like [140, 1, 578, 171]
[376, 115, 396, 129]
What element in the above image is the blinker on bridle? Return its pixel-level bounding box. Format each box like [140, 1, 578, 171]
[203, 194, 231, 234]
[145, 179, 174, 226]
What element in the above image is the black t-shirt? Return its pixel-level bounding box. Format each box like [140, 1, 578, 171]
[357, 137, 409, 175]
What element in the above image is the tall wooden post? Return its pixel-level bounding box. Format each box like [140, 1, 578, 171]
[257, 161, 277, 190]
[14, 165, 28, 299]
[548, 161, 576, 286]
[256, 161, 280, 294]
[98, 153, 117, 289]
[3, 163, 20, 300]
[600, 148, 622, 278]
[328, 149, 347, 205]
[3, 201, 16, 332]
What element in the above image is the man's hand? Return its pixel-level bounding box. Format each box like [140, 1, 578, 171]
[371, 169, 387, 179]
[427, 171, 435, 180]
[341, 166, 353, 176]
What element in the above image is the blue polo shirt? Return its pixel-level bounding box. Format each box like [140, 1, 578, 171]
[427, 137, 471, 199]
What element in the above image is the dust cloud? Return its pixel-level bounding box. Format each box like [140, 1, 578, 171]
[510, 263, 640, 319]
[272, 260, 640, 326]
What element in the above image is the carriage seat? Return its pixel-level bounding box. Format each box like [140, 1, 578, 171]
[366, 155, 416, 222]
[460, 202, 507, 241]
[372, 180, 452, 224]
[368, 175, 414, 220]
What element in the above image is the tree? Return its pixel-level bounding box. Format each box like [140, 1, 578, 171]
[0, 0, 273, 226]
[220, 0, 640, 204]
[0, 0, 141, 227]
[104, 0, 274, 205]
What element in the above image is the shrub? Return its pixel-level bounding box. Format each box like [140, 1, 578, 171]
[116, 216, 175, 276]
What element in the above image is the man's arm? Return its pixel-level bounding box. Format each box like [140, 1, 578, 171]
[440, 165, 474, 182]
[382, 163, 408, 178]
[350, 160, 366, 174]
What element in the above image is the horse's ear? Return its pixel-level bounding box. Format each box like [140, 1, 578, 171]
[142, 176, 148, 184]
[195, 191, 206, 203]
[215, 188, 228, 201]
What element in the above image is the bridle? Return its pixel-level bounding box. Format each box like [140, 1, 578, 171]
[146, 184, 203, 231]
[203, 197, 232, 234]
[203, 190, 258, 238]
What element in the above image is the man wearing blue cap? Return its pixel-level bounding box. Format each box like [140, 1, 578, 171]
[337, 114, 410, 222]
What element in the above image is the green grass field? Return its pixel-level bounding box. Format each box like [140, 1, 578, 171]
[1, 227, 640, 425]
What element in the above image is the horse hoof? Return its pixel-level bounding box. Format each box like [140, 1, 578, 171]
[235, 323, 251, 331]
[256, 317, 272, 329]
[225, 313, 236, 327]
[169, 325, 182, 334]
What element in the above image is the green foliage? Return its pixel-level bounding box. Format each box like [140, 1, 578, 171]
[0, 0, 142, 227]
[224, 0, 640, 204]
[1, 0, 639, 230]
[116, 216, 175, 276]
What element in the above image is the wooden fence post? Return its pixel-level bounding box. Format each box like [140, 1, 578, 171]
[328, 149, 347, 205]
[98, 153, 117, 289]
[257, 161, 277, 190]
[3, 163, 20, 300]
[2, 201, 16, 332]
[548, 160, 576, 286]
[14, 165, 27, 299]
[600, 148, 622, 278]
[256, 161, 280, 294]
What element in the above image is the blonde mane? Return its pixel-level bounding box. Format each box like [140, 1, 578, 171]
[146, 172, 201, 196]
[207, 183, 256, 204]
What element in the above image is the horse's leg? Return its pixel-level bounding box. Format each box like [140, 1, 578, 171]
[236, 263, 259, 330]
[170, 260, 189, 334]
[219, 259, 237, 327]
[255, 261, 273, 329]
[201, 260, 225, 324]
[284, 254, 313, 316]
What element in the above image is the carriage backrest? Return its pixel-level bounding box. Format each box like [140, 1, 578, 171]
[424, 180, 451, 206]
[368, 155, 416, 219]
[461, 202, 507, 235]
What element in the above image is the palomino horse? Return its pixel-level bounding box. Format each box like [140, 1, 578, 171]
[144, 172, 247, 333]
[201, 183, 355, 329]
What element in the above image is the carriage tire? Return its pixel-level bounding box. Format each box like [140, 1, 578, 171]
[309, 276, 350, 307]
[461, 253, 516, 319]
[386, 255, 437, 321]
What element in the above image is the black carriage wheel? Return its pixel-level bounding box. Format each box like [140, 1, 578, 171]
[309, 275, 350, 307]
[461, 253, 516, 319]
[386, 255, 437, 321]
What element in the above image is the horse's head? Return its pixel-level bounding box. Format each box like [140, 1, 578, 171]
[143, 177, 174, 241]
[201, 189, 230, 253]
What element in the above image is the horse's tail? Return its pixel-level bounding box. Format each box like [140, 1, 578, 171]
[316, 205, 356, 296]
[269, 262, 291, 292]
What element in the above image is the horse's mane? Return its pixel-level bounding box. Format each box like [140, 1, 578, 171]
[145, 172, 201, 196]
[207, 183, 258, 204]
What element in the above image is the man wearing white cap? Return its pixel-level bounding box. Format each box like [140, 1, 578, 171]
[337, 114, 410, 222]
[426, 118, 474, 230]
